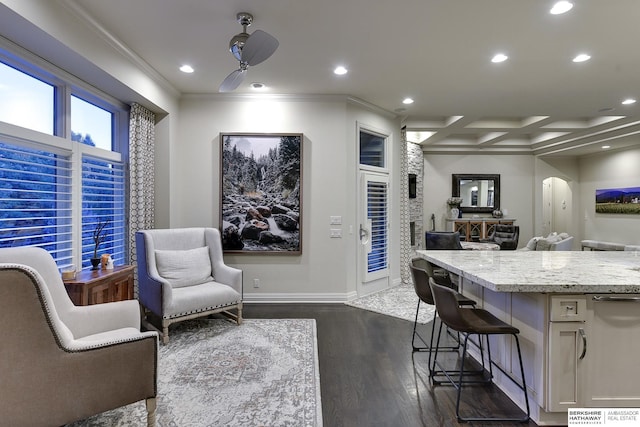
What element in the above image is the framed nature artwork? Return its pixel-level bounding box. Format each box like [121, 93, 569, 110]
[595, 186, 640, 214]
[219, 133, 303, 254]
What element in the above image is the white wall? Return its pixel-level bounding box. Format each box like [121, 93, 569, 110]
[578, 146, 640, 245]
[423, 154, 535, 247]
[176, 95, 401, 301]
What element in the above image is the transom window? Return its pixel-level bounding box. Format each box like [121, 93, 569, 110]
[359, 130, 386, 168]
[0, 61, 54, 135]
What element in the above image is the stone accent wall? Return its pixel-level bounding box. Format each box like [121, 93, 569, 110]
[399, 128, 411, 284]
[407, 141, 424, 253]
[400, 133, 424, 285]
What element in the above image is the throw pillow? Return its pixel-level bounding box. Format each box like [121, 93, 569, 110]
[536, 234, 562, 251]
[526, 236, 542, 250]
[155, 246, 214, 288]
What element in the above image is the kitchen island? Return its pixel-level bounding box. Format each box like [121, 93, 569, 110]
[416, 250, 640, 426]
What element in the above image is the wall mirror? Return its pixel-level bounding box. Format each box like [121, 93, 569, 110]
[452, 174, 500, 213]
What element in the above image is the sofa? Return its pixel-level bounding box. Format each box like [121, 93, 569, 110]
[519, 232, 574, 251]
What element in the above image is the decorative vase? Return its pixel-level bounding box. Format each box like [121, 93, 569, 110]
[90, 257, 101, 270]
[450, 207, 459, 220]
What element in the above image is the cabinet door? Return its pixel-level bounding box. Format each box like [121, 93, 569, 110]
[547, 322, 586, 411]
[583, 295, 640, 407]
[88, 282, 112, 305]
[111, 274, 133, 301]
[453, 221, 468, 240]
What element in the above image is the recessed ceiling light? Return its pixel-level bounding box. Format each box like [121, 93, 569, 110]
[334, 66, 348, 75]
[550, 1, 573, 15]
[622, 98, 637, 105]
[402, 98, 414, 105]
[602, 145, 611, 149]
[491, 53, 508, 63]
[251, 82, 267, 90]
[179, 65, 194, 73]
[573, 54, 591, 63]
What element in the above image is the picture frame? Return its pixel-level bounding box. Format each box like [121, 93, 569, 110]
[219, 133, 303, 254]
[595, 186, 640, 214]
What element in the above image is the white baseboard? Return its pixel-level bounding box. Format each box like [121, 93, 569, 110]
[243, 292, 355, 303]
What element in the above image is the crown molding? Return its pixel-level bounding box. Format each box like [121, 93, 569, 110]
[58, 0, 180, 98]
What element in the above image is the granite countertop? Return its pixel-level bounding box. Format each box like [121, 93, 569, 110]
[416, 250, 640, 293]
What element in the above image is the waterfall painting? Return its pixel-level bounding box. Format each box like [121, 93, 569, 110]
[219, 133, 303, 254]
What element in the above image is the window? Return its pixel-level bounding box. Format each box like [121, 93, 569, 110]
[366, 178, 388, 274]
[0, 141, 73, 266]
[0, 61, 55, 135]
[0, 49, 127, 270]
[359, 130, 385, 168]
[72, 95, 113, 151]
[81, 155, 125, 268]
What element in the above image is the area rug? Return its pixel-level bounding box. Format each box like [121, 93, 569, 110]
[345, 282, 436, 324]
[69, 318, 322, 427]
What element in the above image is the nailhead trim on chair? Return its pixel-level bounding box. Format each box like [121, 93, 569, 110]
[163, 300, 242, 320]
[0, 264, 159, 352]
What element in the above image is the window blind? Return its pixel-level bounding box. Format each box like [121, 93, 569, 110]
[367, 180, 388, 273]
[0, 141, 73, 266]
[81, 154, 125, 269]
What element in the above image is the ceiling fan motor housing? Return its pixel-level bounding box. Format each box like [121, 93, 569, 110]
[229, 33, 249, 61]
[229, 12, 253, 60]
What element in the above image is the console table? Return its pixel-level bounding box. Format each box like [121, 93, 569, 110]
[447, 218, 515, 241]
[63, 265, 134, 306]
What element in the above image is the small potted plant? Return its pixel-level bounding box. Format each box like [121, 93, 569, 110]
[90, 219, 109, 270]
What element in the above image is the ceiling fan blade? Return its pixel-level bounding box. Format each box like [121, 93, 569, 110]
[242, 30, 279, 66]
[219, 69, 247, 92]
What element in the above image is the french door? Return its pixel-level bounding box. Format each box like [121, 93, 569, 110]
[358, 171, 389, 295]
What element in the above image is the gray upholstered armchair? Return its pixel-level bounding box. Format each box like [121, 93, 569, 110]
[425, 231, 464, 250]
[136, 227, 243, 344]
[0, 246, 158, 427]
[481, 224, 520, 250]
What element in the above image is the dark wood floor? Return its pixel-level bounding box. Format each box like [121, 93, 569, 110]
[244, 303, 538, 427]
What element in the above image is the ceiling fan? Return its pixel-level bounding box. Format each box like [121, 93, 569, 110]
[218, 12, 279, 92]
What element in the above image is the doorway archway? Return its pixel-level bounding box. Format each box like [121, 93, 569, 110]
[541, 177, 572, 236]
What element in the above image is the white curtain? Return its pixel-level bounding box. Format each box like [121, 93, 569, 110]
[128, 103, 155, 279]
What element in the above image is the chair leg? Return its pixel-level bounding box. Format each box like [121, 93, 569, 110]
[162, 320, 170, 345]
[430, 327, 486, 384]
[411, 300, 423, 351]
[146, 397, 157, 427]
[455, 333, 530, 423]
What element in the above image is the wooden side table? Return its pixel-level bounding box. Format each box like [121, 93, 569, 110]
[63, 265, 134, 306]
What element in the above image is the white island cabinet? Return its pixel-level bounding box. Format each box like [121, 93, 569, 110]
[416, 250, 640, 426]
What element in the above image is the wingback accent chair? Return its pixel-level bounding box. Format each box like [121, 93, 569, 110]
[136, 227, 243, 344]
[0, 247, 158, 427]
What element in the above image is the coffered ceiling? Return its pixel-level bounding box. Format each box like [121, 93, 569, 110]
[12, 0, 640, 156]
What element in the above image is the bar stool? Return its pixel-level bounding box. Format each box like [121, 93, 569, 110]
[409, 258, 476, 373]
[429, 278, 530, 423]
